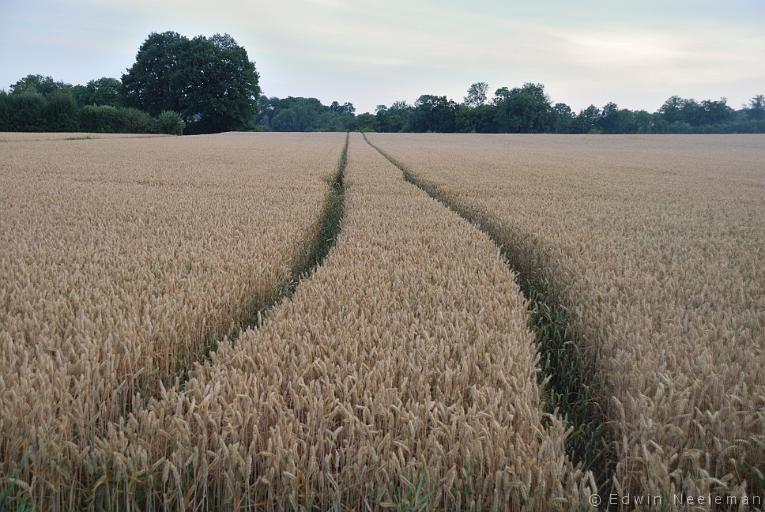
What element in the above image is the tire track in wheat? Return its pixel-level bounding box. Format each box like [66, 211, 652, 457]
[0, 133, 345, 509]
[187, 132, 349, 376]
[83, 133, 593, 511]
[363, 132, 612, 493]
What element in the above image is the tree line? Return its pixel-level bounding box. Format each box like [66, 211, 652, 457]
[256, 97, 356, 132]
[0, 31, 259, 135]
[0, 75, 186, 135]
[262, 82, 765, 134]
[2, 31, 763, 135]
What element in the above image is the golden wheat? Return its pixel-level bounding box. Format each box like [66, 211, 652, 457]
[83, 133, 593, 510]
[0, 132, 344, 505]
[0, 132, 169, 142]
[366, 133, 765, 507]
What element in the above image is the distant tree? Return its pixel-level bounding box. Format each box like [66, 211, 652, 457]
[71, 84, 88, 106]
[374, 105, 389, 131]
[270, 98, 323, 131]
[255, 96, 276, 129]
[633, 110, 654, 133]
[464, 82, 489, 107]
[552, 102, 575, 133]
[599, 102, 643, 133]
[375, 101, 412, 132]
[75, 77, 123, 107]
[474, 104, 498, 133]
[248, 81, 764, 134]
[79, 105, 149, 133]
[747, 94, 765, 120]
[122, 31, 187, 114]
[455, 103, 496, 133]
[182, 33, 261, 133]
[575, 105, 601, 133]
[680, 99, 704, 125]
[657, 95, 732, 127]
[350, 112, 378, 132]
[2, 92, 47, 131]
[2, 77, 79, 131]
[493, 83, 554, 132]
[614, 108, 640, 133]
[699, 98, 733, 125]
[412, 95, 457, 132]
[149, 110, 186, 135]
[454, 104, 471, 132]
[259, 96, 352, 132]
[329, 101, 355, 115]
[598, 102, 620, 133]
[270, 108, 300, 131]
[0, 91, 9, 130]
[658, 96, 685, 124]
[493, 86, 511, 103]
[44, 92, 79, 131]
[322, 101, 355, 129]
[9, 74, 70, 96]
[122, 31, 260, 133]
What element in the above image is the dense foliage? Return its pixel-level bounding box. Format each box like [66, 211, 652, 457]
[148, 110, 186, 136]
[0, 31, 259, 135]
[122, 32, 260, 133]
[255, 97, 356, 131]
[0, 76, 183, 135]
[2, 42, 763, 135]
[252, 84, 765, 134]
[78, 105, 150, 133]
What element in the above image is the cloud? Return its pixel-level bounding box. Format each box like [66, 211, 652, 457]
[1, 0, 763, 112]
[303, 0, 345, 7]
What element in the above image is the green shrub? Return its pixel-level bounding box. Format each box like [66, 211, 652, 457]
[44, 92, 79, 131]
[121, 107, 151, 132]
[1, 92, 47, 131]
[0, 91, 9, 131]
[148, 110, 185, 135]
[79, 105, 149, 133]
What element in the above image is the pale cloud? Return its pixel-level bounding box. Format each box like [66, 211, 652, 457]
[556, 28, 763, 73]
[1, 0, 763, 112]
[303, 0, 345, 7]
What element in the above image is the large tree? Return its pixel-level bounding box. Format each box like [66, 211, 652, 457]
[375, 101, 412, 132]
[746, 94, 765, 121]
[412, 95, 457, 132]
[122, 31, 260, 133]
[552, 102, 575, 133]
[464, 82, 489, 108]
[9, 74, 70, 96]
[122, 32, 187, 114]
[658, 95, 686, 124]
[699, 98, 733, 125]
[493, 83, 554, 133]
[598, 102, 625, 133]
[255, 96, 355, 132]
[575, 105, 601, 133]
[73, 77, 123, 107]
[747, 94, 765, 120]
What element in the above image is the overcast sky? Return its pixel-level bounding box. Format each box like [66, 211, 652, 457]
[1, 0, 763, 113]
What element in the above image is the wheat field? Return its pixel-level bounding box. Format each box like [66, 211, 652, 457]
[0, 132, 344, 507]
[81, 133, 593, 510]
[366, 133, 765, 507]
[0, 133, 170, 142]
[0, 132, 762, 511]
